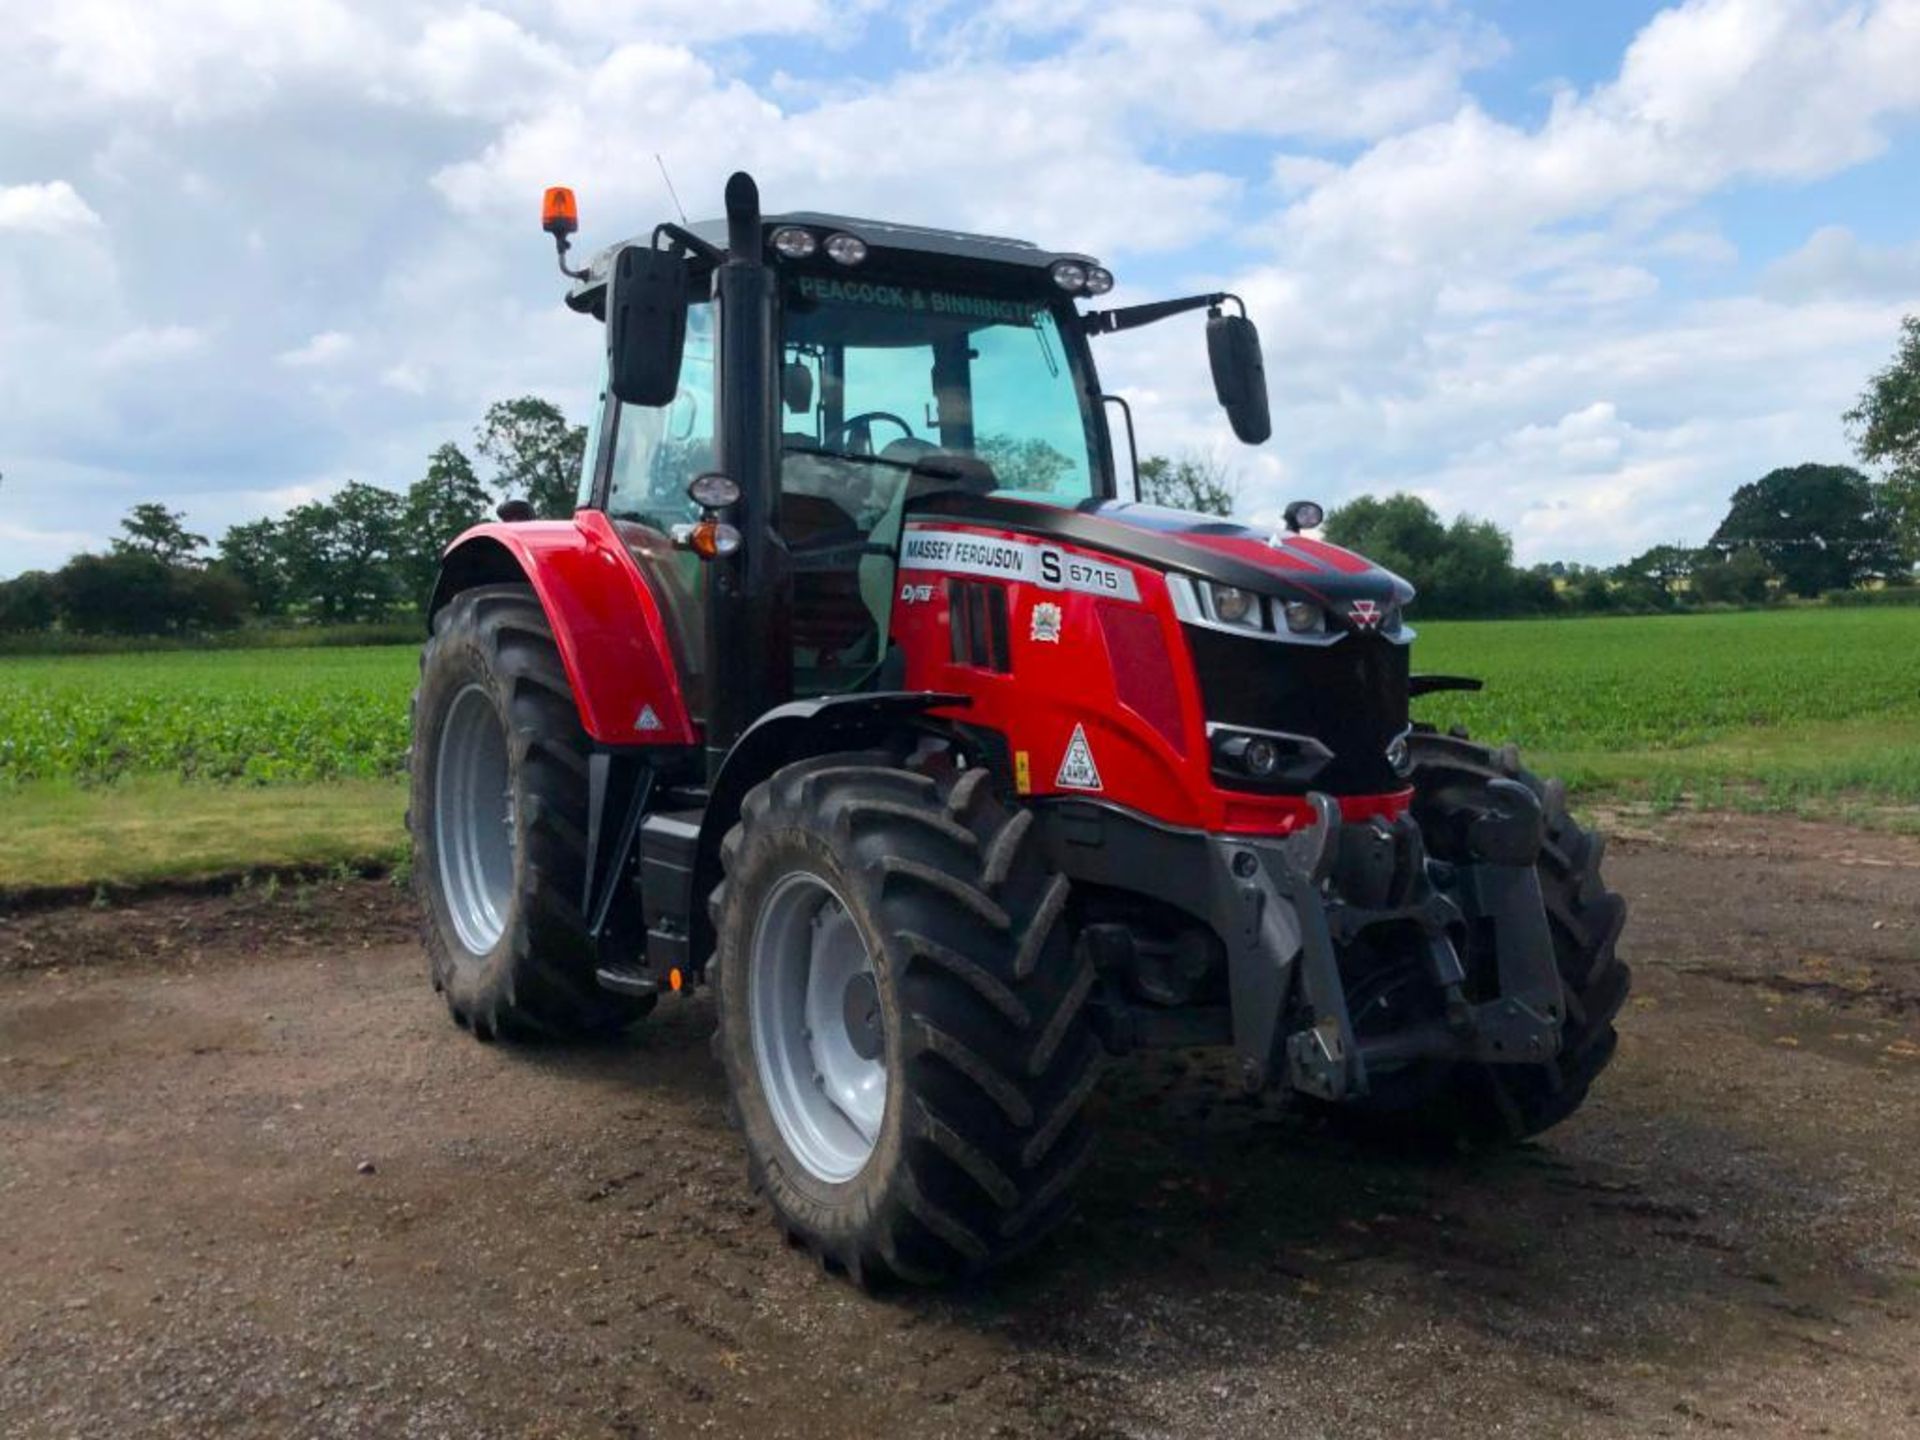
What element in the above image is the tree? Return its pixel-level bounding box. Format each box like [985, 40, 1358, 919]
[476, 397, 585, 518]
[53, 552, 178, 634]
[1429, 515, 1518, 616]
[278, 482, 406, 621]
[0, 570, 57, 633]
[1617, 544, 1697, 597]
[401, 443, 493, 604]
[173, 565, 253, 630]
[1691, 547, 1774, 605]
[1845, 314, 1920, 564]
[1137, 454, 1237, 516]
[1570, 570, 1617, 612]
[111, 502, 207, 566]
[1325, 493, 1555, 616]
[1324, 493, 1449, 593]
[975, 434, 1076, 494]
[1708, 463, 1902, 596]
[217, 518, 291, 618]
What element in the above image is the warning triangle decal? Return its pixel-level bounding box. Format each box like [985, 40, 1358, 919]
[635, 704, 663, 732]
[1055, 723, 1103, 791]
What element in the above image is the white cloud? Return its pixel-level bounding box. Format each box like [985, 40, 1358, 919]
[1275, 0, 1920, 293]
[391, 8, 573, 121]
[380, 361, 431, 394]
[277, 331, 355, 367]
[1106, 0, 1920, 563]
[6, 0, 375, 118]
[0, 0, 1917, 578]
[1763, 224, 1920, 302]
[100, 324, 206, 366]
[0, 180, 102, 233]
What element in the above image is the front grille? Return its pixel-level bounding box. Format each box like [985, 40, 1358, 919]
[1184, 627, 1409, 794]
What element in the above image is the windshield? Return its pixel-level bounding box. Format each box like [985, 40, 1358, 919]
[778, 276, 1103, 517]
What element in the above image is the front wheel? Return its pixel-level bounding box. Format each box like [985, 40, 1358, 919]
[1325, 733, 1630, 1145]
[711, 755, 1102, 1285]
[408, 584, 651, 1040]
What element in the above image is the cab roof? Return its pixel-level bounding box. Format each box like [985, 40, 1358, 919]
[565, 210, 1100, 315]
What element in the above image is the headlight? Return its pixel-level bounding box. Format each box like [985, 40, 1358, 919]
[823, 232, 867, 265]
[1050, 260, 1087, 292]
[687, 472, 740, 509]
[1282, 601, 1323, 634]
[770, 226, 816, 259]
[1083, 265, 1114, 295]
[1209, 584, 1258, 625]
[1243, 737, 1280, 778]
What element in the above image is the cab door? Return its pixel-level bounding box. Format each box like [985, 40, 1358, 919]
[587, 299, 719, 721]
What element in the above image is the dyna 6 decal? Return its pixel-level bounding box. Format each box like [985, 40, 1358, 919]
[899, 527, 1141, 602]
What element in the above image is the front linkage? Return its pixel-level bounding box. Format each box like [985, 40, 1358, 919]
[1038, 768, 1572, 1106]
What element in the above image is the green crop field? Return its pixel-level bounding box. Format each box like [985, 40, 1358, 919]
[1, 606, 1916, 890]
[1412, 608, 1920, 809]
[0, 645, 416, 785]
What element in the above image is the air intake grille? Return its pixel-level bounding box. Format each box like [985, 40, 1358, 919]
[948, 579, 1012, 672]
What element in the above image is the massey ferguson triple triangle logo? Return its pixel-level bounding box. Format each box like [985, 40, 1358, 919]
[1347, 599, 1382, 630]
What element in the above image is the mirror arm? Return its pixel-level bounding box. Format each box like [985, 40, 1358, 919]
[1084, 291, 1239, 336]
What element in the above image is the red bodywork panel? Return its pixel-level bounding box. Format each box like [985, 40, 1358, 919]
[439, 506, 1408, 835]
[891, 518, 1411, 836]
[437, 511, 698, 747]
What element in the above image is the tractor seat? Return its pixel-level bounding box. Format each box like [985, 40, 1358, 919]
[779, 491, 878, 669]
[904, 451, 998, 501]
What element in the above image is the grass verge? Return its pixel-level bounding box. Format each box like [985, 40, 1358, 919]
[1534, 715, 1920, 831]
[0, 776, 408, 895]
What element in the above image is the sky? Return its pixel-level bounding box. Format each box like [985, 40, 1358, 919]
[2, 0, 1919, 578]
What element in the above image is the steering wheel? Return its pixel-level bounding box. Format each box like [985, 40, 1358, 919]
[829, 410, 916, 456]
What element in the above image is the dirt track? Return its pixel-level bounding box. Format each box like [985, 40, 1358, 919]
[3, 813, 1918, 1439]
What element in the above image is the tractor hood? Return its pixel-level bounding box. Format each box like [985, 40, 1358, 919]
[908, 493, 1415, 617]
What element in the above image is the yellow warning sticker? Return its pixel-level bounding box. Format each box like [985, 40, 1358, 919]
[1014, 751, 1032, 794]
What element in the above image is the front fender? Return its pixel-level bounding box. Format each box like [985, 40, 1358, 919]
[685, 691, 969, 972]
[430, 511, 697, 747]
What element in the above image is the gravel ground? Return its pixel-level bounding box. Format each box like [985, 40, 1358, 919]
[1, 811, 1917, 1439]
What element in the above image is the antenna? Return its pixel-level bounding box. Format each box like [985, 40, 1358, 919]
[655, 153, 689, 227]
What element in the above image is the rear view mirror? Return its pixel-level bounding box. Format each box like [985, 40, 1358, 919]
[608, 245, 689, 407]
[1207, 310, 1271, 445]
[782, 359, 814, 414]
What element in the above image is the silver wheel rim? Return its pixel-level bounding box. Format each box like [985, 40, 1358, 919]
[748, 872, 888, 1183]
[434, 683, 515, 955]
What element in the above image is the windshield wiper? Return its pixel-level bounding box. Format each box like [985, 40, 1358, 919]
[781, 443, 922, 474]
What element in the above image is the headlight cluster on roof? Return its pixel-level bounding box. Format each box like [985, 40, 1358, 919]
[1051, 259, 1114, 294]
[770, 226, 868, 266]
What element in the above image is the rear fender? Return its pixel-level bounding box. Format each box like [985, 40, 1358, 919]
[429, 512, 697, 746]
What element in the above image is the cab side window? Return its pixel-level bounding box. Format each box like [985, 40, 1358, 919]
[606, 301, 716, 530]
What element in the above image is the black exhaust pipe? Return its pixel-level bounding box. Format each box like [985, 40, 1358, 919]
[706, 172, 792, 779]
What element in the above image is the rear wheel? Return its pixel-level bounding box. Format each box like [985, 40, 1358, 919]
[1329, 732, 1630, 1145]
[409, 583, 651, 1040]
[711, 754, 1101, 1285]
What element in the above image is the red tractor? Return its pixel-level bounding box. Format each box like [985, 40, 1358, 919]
[410, 172, 1629, 1285]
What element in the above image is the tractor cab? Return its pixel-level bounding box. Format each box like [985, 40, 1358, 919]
[580, 251, 1109, 702]
[554, 175, 1268, 768]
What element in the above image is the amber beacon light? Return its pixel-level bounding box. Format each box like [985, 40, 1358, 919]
[541, 186, 579, 238]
